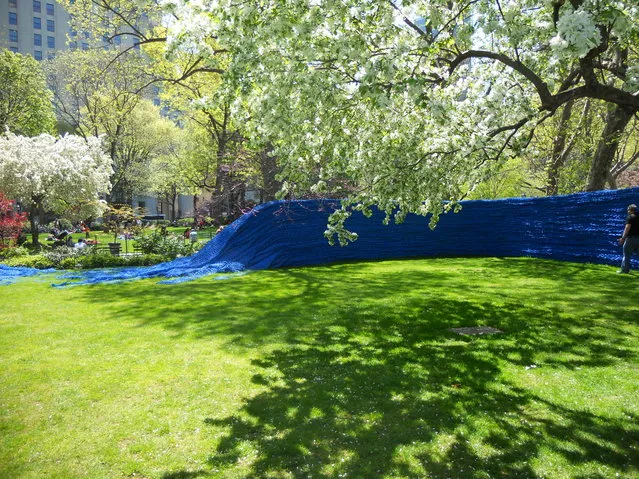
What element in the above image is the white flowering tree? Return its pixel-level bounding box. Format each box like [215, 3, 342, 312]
[65, 0, 639, 242]
[0, 132, 112, 245]
[152, 0, 638, 242]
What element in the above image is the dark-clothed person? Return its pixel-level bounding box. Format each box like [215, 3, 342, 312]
[618, 204, 639, 273]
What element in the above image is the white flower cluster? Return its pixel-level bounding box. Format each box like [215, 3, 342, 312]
[550, 9, 601, 59]
[0, 132, 112, 218]
[159, 0, 219, 56]
[624, 66, 639, 94]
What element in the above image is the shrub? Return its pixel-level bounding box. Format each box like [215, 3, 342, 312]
[48, 218, 73, 231]
[0, 193, 28, 247]
[5, 254, 55, 269]
[59, 252, 167, 269]
[134, 231, 192, 258]
[41, 246, 92, 267]
[0, 246, 30, 260]
[176, 218, 195, 227]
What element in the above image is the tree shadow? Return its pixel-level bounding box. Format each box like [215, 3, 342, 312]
[201, 313, 638, 477]
[71, 257, 638, 477]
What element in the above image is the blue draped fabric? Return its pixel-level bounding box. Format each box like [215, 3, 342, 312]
[1, 188, 637, 286]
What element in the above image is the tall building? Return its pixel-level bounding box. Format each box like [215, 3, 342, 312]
[1, 0, 144, 59]
[1, 0, 70, 60]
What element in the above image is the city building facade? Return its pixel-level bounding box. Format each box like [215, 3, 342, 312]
[1, 0, 69, 59]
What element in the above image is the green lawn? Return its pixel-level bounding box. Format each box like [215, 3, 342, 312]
[1, 257, 638, 478]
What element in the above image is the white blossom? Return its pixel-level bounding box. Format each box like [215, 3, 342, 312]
[0, 132, 112, 219]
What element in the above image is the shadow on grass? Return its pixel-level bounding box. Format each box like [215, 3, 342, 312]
[74, 257, 639, 477]
[199, 302, 637, 477]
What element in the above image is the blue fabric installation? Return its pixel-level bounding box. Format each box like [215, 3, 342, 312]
[1, 187, 637, 286]
[0, 264, 54, 285]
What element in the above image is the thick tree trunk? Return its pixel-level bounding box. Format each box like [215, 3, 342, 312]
[586, 105, 635, 191]
[546, 100, 574, 196]
[259, 145, 281, 202]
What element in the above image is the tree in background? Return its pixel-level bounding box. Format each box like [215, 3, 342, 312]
[64, 0, 279, 221]
[0, 192, 28, 248]
[147, 126, 195, 222]
[47, 50, 156, 203]
[0, 132, 112, 245]
[0, 50, 56, 136]
[146, 42, 267, 222]
[107, 99, 184, 203]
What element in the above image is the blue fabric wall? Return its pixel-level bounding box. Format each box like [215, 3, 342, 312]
[175, 187, 637, 273]
[2, 187, 638, 285]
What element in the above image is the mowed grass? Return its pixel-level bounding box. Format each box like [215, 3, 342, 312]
[0, 257, 638, 478]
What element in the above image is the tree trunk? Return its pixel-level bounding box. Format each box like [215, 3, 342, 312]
[28, 196, 44, 246]
[260, 145, 281, 202]
[29, 211, 39, 246]
[546, 101, 575, 196]
[586, 105, 635, 191]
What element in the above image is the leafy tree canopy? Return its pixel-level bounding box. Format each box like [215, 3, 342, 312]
[0, 50, 56, 136]
[62, 0, 639, 242]
[152, 0, 639, 242]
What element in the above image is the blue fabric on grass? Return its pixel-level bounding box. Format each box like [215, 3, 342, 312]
[1, 187, 637, 286]
[0, 264, 54, 285]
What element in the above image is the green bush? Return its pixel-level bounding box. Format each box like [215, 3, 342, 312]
[61, 252, 122, 269]
[59, 253, 167, 270]
[0, 246, 30, 260]
[125, 254, 166, 266]
[48, 218, 74, 231]
[42, 246, 92, 267]
[134, 231, 193, 258]
[5, 254, 55, 269]
[176, 218, 195, 227]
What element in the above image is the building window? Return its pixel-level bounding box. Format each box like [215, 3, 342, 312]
[33, 1, 41, 13]
[9, 0, 18, 8]
[47, 19, 54, 32]
[46, 3, 54, 15]
[69, 40, 77, 49]
[9, 12, 18, 25]
[47, 52, 55, 60]
[33, 17, 41, 29]
[34, 50, 43, 60]
[114, 35, 121, 45]
[9, 30, 19, 42]
[34, 33, 42, 46]
[47, 35, 55, 48]
[81, 42, 89, 51]
[10, 46, 18, 53]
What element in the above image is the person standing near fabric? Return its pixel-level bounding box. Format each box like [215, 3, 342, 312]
[617, 203, 639, 273]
